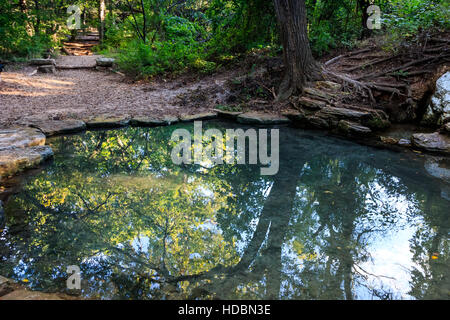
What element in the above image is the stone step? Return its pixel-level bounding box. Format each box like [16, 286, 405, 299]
[0, 146, 53, 179]
[237, 112, 290, 125]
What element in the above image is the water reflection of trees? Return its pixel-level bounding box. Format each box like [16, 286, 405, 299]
[0, 124, 448, 300]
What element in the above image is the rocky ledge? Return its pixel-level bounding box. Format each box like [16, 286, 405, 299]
[0, 127, 46, 150]
[0, 275, 78, 300]
[20, 119, 87, 136]
[130, 116, 180, 127]
[0, 145, 53, 180]
[237, 112, 291, 125]
[412, 132, 450, 155]
[0, 128, 53, 181]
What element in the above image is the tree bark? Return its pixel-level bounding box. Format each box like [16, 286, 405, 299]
[273, 0, 322, 100]
[358, 0, 372, 39]
[99, 0, 106, 42]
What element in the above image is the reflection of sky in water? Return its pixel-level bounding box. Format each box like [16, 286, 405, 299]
[1, 125, 448, 300]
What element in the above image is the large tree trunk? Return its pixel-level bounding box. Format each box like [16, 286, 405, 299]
[273, 0, 321, 100]
[358, 0, 372, 39]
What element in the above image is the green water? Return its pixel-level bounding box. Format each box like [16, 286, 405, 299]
[0, 121, 449, 300]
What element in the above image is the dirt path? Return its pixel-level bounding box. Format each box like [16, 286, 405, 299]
[0, 58, 233, 128]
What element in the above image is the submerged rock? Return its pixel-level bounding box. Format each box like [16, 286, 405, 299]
[421, 72, 450, 127]
[237, 113, 290, 125]
[22, 120, 86, 136]
[411, 132, 450, 154]
[0, 146, 53, 179]
[424, 157, 450, 184]
[0, 128, 46, 151]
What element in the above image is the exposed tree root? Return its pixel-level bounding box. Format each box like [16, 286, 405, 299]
[324, 70, 375, 102]
[343, 54, 401, 72]
[355, 54, 450, 80]
[324, 48, 373, 66]
[323, 69, 415, 104]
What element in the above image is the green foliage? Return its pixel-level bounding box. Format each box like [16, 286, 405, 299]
[1, 0, 449, 74]
[378, 0, 450, 52]
[113, 38, 216, 78]
[382, 0, 450, 36]
[0, 1, 50, 58]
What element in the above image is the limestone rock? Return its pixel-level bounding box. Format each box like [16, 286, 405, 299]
[307, 116, 330, 129]
[213, 109, 243, 119]
[421, 72, 450, 126]
[398, 139, 412, 147]
[180, 112, 218, 122]
[365, 110, 391, 130]
[30, 58, 56, 66]
[0, 288, 64, 300]
[338, 120, 372, 135]
[130, 116, 179, 127]
[315, 81, 342, 91]
[298, 97, 326, 111]
[22, 120, 86, 136]
[411, 132, 450, 154]
[37, 65, 56, 74]
[380, 136, 399, 145]
[237, 113, 290, 125]
[318, 107, 370, 121]
[86, 117, 129, 128]
[0, 146, 53, 179]
[0, 128, 46, 151]
[303, 87, 337, 100]
[96, 57, 115, 67]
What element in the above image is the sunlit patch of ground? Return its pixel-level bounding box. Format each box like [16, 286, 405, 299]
[0, 61, 233, 128]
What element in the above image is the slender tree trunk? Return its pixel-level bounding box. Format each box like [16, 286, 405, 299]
[99, 0, 106, 42]
[33, 0, 41, 36]
[18, 0, 34, 36]
[273, 0, 322, 100]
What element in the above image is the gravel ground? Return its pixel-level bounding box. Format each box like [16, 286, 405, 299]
[0, 58, 232, 128]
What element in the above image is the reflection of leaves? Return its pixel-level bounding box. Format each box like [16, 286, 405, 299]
[1, 126, 448, 300]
